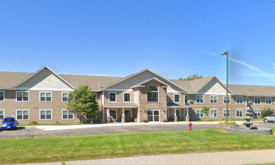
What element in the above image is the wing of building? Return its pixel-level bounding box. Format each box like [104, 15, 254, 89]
[0, 66, 273, 124]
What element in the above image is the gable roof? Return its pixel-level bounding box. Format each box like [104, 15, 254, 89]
[14, 66, 75, 90]
[228, 84, 275, 96]
[131, 77, 170, 88]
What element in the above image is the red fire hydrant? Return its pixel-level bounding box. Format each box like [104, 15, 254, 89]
[188, 122, 192, 131]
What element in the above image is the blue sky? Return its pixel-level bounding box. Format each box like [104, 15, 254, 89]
[1, 0, 275, 85]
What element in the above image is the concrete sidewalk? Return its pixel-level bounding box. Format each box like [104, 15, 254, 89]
[19, 149, 275, 165]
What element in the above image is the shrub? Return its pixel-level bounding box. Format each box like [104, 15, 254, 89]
[28, 121, 39, 125]
[202, 106, 210, 116]
[261, 108, 274, 118]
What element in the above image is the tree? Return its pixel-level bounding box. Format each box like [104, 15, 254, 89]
[261, 108, 274, 118]
[178, 74, 203, 80]
[67, 85, 99, 123]
[202, 106, 210, 117]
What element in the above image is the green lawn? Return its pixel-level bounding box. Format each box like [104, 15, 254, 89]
[0, 129, 275, 164]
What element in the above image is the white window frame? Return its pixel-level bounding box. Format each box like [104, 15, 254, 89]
[147, 86, 159, 102]
[254, 97, 261, 104]
[210, 109, 218, 118]
[109, 109, 117, 120]
[39, 109, 53, 120]
[92, 93, 97, 101]
[265, 97, 271, 105]
[62, 92, 69, 102]
[196, 95, 204, 104]
[108, 92, 117, 102]
[16, 91, 29, 102]
[16, 109, 30, 120]
[210, 95, 218, 104]
[223, 109, 231, 117]
[236, 109, 243, 117]
[185, 95, 188, 104]
[196, 109, 204, 118]
[0, 109, 5, 120]
[123, 92, 131, 102]
[236, 96, 243, 104]
[254, 109, 261, 117]
[62, 109, 74, 120]
[174, 94, 180, 103]
[40, 92, 53, 102]
[223, 96, 231, 104]
[0, 91, 5, 102]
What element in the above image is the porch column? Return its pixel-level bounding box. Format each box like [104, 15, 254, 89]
[121, 108, 125, 123]
[107, 108, 110, 123]
[174, 108, 177, 122]
[186, 108, 190, 122]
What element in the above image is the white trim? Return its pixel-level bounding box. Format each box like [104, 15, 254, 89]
[109, 109, 117, 120]
[62, 92, 69, 102]
[210, 95, 218, 104]
[185, 95, 188, 105]
[16, 109, 30, 120]
[39, 109, 53, 120]
[15, 87, 74, 91]
[16, 91, 30, 102]
[100, 69, 189, 93]
[197, 77, 233, 94]
[236, 96, 244, 104]
[131, 77, 171, 88]
[254, 97, 261, 105]
[40, 91, 53, 102]
[196, 95, 204, 104]
[210, 109, 218, 118]
[92, 93, 97, 101]
[0, 109, 5, 119]
[254, 109, 261, 117]
[174, 94, 180, 103]
[108, 92, 117, 102]
[223, 109, 231, 117]
[13, 66, 75, 89]
[167, 91, 186, 94]
[265, 97, 272, 105]
[123, 92, 131, 102]
[0, 91, 5, 102]
[61, 109, 74, 120]
[223, 96, 231, 104]
[147, 86, 159, 102]
[196, 109, 204, 118]
[236, 109, 243, 117]
[147, 109, 160, 122]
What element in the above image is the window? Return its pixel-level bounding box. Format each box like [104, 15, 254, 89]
[0, 110, 4, 119]
[0, 91, 4, 102]
[196, 110, 204, 118]
[210, 110, 218, 118]
[16, 91, 29, 102]
[110, 110, 117, 120]
[124, 93, 131, 102]
[62, 92, 68, 102]
[125, 110, 131, 118]
[196, 95, 204, 104]
[265, 97, 271, 104]
[254, 110, 261, 117]
[236, 109, 243, 117]
[210, 96, 218, 104]
[174, 94, 180, 103]
[223, 109, 230, 117]
[16, 110, 29, 120]
[109, 92, 117, 102]
[40, 92, 52, 102]
[254, 97, 261, 104]
[62, 110, 74, 120]
[185, 95, 188, 104]
[92, 93, 97, 101]
[223, 96, 230, 104]
[236, 96, 243, 104]
[40, 110, 52, 120]
[147, 86, 158, 102]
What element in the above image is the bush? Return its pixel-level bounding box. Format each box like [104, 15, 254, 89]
[261, 108, 274, 118]
[28, 121, 39, 125]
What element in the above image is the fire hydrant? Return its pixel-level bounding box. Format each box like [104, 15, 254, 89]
[188, 122, 192, 131]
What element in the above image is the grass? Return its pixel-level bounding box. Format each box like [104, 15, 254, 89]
[1, 129, 275, 164]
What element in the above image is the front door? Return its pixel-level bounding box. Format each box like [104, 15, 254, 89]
[148, 109, 160, 122]
[176, 109, 181, 121]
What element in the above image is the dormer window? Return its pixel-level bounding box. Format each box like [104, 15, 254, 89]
[147, 86, 158, 102]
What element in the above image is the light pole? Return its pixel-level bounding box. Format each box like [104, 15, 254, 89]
[221, 51, 229, 123]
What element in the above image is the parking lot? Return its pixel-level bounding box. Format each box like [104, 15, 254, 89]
[0, 122, 274, 139]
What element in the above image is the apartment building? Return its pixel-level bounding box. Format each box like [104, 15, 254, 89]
[0, 66, 275, 124]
